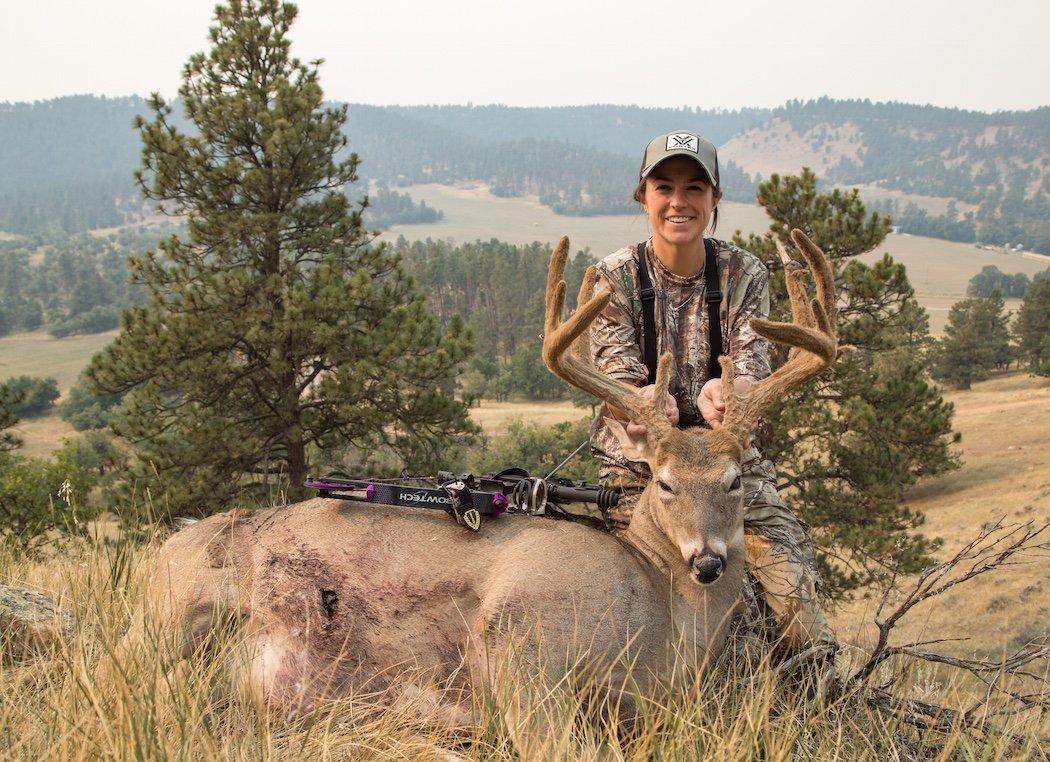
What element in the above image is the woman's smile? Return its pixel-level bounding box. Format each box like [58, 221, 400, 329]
[644, 155, 718, 261]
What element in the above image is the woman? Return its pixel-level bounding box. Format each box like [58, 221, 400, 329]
[588, 131, 836, 658]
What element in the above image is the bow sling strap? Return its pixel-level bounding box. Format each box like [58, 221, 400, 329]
[635, 238, 723, 385]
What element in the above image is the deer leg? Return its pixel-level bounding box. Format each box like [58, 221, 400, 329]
[465, 612, 575, 757]
[102, 517, 244, 700]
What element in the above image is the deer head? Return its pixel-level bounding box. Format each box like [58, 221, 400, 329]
[543, 231, 840, 585]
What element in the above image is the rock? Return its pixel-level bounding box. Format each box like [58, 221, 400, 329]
[0, 584, 72, 662]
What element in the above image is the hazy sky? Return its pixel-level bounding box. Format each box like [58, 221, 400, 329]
[5, 0, 1048, 111]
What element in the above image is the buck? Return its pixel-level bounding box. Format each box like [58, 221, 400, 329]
[117, 229, 840, 743]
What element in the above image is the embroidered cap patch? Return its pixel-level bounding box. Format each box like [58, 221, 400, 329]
[666, 133, 699, 153]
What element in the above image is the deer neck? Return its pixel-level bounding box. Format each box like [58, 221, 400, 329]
[623, 489, 746, 646]
[623, 491, 704, 605]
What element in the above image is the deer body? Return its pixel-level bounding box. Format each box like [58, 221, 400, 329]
[122, 230, 839, 741]
[139, 487, 746, 722]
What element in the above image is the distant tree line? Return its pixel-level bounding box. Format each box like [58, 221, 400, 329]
[394, 236, 592, 403]
[966, 264, 1049, 299]
[0, 227, 168, 336]
[363, 186, 443, 229]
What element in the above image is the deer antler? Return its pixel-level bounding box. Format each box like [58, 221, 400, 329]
[543, 237, 673, 438]
[715, 229, 841, 447]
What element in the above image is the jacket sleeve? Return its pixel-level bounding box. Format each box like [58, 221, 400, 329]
[727, 265, 772, 382]
[590, 267, 649, 386]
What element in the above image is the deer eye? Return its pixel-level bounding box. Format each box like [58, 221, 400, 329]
[730, 475, 742, 492]
[657, 480, 674, 494]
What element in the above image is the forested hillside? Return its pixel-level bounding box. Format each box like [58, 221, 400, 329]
[724, 99, 1050, 249]
[1, 96, 1046, 249]
[0, 226, 171, 336]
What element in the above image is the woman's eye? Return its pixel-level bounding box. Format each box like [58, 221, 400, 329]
[730, 475, 742, 491]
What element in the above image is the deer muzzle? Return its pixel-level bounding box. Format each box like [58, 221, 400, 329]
[690, 552, 726, 584]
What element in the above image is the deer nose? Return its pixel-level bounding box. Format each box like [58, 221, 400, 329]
[690, 553, 726, 584]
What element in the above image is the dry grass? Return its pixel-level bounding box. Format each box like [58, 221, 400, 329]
[1, 528, 1046, 760]
[833, 372, 1050, 658]
[8, 411, 77, 459]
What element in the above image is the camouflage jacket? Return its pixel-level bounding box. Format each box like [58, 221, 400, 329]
[590, 238, 771, 484]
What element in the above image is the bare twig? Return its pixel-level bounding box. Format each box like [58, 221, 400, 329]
[837, 519, 1050, 748]
[846, 519, 1049, 689]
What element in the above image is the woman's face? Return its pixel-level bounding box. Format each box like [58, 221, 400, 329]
[642, 155, 718, 248]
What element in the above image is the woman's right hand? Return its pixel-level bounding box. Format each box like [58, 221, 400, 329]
[625, 384, 679, 436]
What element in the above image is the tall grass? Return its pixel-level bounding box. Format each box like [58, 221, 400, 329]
[0, 531, 1046, 761]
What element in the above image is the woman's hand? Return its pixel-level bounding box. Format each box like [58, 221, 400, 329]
[623, 384, 679, 437]
[698, 377, 752, 428]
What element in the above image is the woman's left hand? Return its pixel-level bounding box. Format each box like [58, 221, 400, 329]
[698, 377, 752, 428]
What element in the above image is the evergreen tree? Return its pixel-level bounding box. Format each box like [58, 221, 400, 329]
[930, 292, 1014, 388]
[733, 169, 960, 596]
[0, 382, 23, 452]
[87, 0, 474, 516]
[1012, 278, 1050, 375]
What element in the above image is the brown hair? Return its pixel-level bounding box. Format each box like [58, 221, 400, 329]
[632, 178, 723, 234]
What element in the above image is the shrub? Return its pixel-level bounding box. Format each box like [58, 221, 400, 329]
[3, 375, 60, 418]
[467, 417, 597, 482]
[59, 373, 122, 430]
[48, 304, 121, 337]
[0, 450, 98, 552]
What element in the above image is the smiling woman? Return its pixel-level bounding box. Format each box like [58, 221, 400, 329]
[581, 130, 838, 666]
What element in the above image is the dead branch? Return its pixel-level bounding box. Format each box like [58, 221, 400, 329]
[846, 519, 1050, 689]
[837, 518, 1050, 748]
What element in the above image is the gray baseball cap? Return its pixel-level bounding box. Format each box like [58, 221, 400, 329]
[639, 131, 719, 188]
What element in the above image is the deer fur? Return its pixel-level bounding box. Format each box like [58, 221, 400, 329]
[116, 229, 839, 743]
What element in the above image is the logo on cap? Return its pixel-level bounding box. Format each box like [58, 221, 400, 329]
[666, 133, 699, 153]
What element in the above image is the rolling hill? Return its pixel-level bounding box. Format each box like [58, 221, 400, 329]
[1, 96, 1047, 250]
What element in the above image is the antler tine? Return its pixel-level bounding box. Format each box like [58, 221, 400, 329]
[716, 230, 839, 446]
[791, 228, 837, 329]
[543, 238, 671, 434]
[573, 266, 599, 361]
[776, 237, 815, 330]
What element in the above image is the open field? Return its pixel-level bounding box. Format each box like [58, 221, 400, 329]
[852, 183, 979, 217]
[387, 183, 1048, 334]
[0, 329, 115, 393]
[468, 399, 585, 435]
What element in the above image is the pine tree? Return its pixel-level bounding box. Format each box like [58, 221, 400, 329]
[733, 169, 960, 596]
[0, 382, 22, 452]
[88, 0, 475, 516]
[930, 292, 1014, 388]
[1014, 278, 1050, 375]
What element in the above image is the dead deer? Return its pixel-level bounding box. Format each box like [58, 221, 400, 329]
[114, 229, 839, 747]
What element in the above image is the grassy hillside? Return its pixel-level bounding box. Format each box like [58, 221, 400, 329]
[832, 372, 1049, 656]
[387, 183, 1049, 334]
[0, 373, 1045, 758]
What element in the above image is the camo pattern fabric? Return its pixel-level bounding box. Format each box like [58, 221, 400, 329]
[581, 237, 834, 652]
[589, 238, 771, 484]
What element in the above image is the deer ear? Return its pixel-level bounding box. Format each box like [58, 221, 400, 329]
[604, 417, 655, 463]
